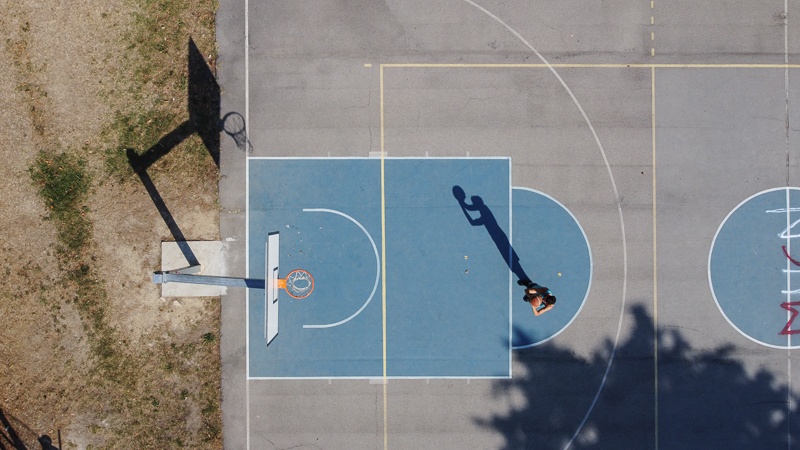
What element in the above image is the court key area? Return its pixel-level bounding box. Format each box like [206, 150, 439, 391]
[245, 157, 591, 379]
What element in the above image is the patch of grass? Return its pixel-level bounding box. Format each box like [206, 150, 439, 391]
[200, 394, 222, 442]
[29, 151, 136, 386]
[129, 0, 217, 86]
[103, 109, 179, 179]
[116, 110, 178, 151]
[103, 0, 218, 182]
[30, 151, 92, 251]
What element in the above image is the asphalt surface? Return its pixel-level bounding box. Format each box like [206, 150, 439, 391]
[215, 1, 800, 448]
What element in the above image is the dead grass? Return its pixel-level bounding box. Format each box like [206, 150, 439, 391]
[0, 0, 221, 448]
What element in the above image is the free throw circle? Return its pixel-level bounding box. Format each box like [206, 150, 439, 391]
[709, 187, 800, 349]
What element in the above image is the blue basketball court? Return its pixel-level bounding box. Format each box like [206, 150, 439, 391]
[245, 157, 591, 379]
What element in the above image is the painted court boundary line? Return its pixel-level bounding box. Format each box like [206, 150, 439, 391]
[507, 159, 513, 376]
[382, 63, 800, 69]
[246, 156, 507, 160]
[247, 375, 509, 381]
[244, 155, 512, 373]
[380, 64, 388, 450]
[244, 0, 250, 445]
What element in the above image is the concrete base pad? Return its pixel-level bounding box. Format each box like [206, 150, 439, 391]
[160, 241, 227, 297]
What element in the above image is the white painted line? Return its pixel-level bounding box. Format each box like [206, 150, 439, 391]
[244, 0, 250, 443]
[301, 208, 381, 329]
[767, 208, 800, 213]
[245, 0, 250, 141]
[787, 182, 793, 450]
[508, 158, 512, 377]
[246, 156, 510, 160]
[248, 375, 512, 381]
[245, 156, 251, 379]
[245, 156, 251, 366]
[786, 189, 792, 349]
[779, 218, 800, 238]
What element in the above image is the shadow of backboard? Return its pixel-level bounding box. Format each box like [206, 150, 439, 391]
[127, 37, 220, 267]
[188, 37, 220, 166]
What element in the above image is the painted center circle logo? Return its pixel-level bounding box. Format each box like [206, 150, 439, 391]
[709, 187, 800, 349]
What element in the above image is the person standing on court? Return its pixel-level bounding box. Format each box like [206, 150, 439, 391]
[518, 279, 556, 316]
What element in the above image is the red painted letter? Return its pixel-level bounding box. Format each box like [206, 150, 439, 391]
[780, 302, 800, 335]
[783, 246, 800, 267]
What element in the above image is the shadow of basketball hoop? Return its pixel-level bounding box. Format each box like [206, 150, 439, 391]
[222, 112, 253, 153]
[126, 37, 220, 266]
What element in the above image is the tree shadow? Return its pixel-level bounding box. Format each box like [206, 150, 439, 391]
[126, 37, 220, 266]
[475, 305, 800, 448]
[452, 185, 529, 282]
[0, 407, 60, 450]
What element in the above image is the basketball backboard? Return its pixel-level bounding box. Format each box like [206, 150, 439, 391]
[265, 232, 280, 345]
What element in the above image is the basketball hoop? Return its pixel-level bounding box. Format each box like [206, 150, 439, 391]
[278, 269, 314, 299]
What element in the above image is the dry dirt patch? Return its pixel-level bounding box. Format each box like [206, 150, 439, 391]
[0, 0, 221, 448]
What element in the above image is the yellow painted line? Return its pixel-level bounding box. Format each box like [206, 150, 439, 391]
[383, 382, 388, 450]
[365, 63, 373, 68]
[649, 63, 800, 68]
[652, 66, 659, 450]
[381, 63, 800, 69]
[651, 32, 655, 41]
[651, 48, 655, 57]
[651, 0, 654, 7]
[379, 64, 388, 450]
[651, 16, 654, 25]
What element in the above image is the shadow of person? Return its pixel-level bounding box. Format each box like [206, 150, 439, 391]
[453, 185, 528, 282]
[37, 435, 60, 450]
